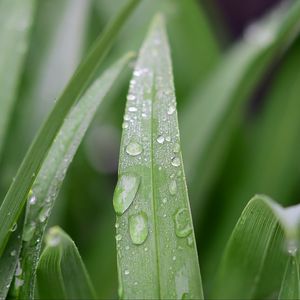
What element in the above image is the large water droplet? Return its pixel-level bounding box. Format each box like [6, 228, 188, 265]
[129, 212, 148, 245]
[126, 142, 143, 156]
[174, 208, 192, 238]
[169, 180, 177, 195]
[22, 222, 36, 242]
[171, 157, 181, 167]
[113, 174, 140, 215]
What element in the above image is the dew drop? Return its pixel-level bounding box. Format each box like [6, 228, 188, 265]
[286, 239, 298, 256]
[10, 223, 17, 232]
[187, 235, 194, 247]
[127, 94, 136, 101]
[38, 206, 51, 223]
[174, 208, 192, 238]
[116, 234, 122, 241]
[128, 107, 137, 112]
[157, 135, 165, 144]
[124, 269, 130, 275]
[22, 222, 36, 242]
[10, 250, 16, 257]
[129, 212, 148, 245]
[115, 223, 119, 229]
[166, 136, 171, 142]
[172, 255, 176, 261]
[167, 105, 176, 115]
[113, 174, 140, 215]
[171, 157, 181, 167]
[126, 142, 143, 156]
[28, 190, 37, 205]
[162, 198, 167, 204]
[122, 122, 129, 129]
[124, 114, 130, 121]
[173, 143, 180, 153]
[169, 180, 177, 195]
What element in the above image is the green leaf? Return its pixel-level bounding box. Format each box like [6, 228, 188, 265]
[212, 194, 300, 299]
[114, 14, 203, 299]
[279, 256, 300, 300]
[16, 53, 132, 299]
[0, 0, 139, 253]
[181, 1, 300, 218]
[36, 226, 96, 299]
[0, 0, 36, 159]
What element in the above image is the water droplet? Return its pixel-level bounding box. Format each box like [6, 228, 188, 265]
[125, 245, 130, 250]
[171, 157, 181, 167]
[129, 212, 148, 245]
[157, 135, 165, 144]
[28, 190, 37, 205]
[38, 206, 51, 223]
[124, 269, 130, 275]
[174, 208, 192, 238]
[127, 94, 136, 101]
[134, 281, 138, 286]
[124, 114, 130, 121]
[115, 223, 119, 229]
[187, 235, 194, 247]
[169, 180, 177, 195]
[166, 136, 171, 142]
[113, 174, 140, 215]
[10, 223, 17, 232]
[128, 107, 137, 112]
[172, 255, 176, 261]
[122, 122, 129, 129]
[286, 239, 298, 256]
[162, 198, 167, 204]
[15, 278, 24, 288]
[126, 142, 143, 156]
[173, 143, 180, 153]
[22, 222, 36, 242]
[10, 250, 16, 257]
[116, 234, 122, 241]
[167, 105, 176, 115]
[144, 247, 148, 252]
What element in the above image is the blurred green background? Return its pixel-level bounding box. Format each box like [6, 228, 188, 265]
[1, 0, 300, 298]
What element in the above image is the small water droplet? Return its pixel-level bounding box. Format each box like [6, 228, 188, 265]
[126, 142, 143, 156]
[169, 180, 177, 195]
[113, 174, 140, 215]
[124, 114, 130, 121]
[116, 234, 122, 241]
[173, 143, 180, 153]
[134, 281, 138, 286]
[10, 223, 17, 232]
[187, 235, 194, 247]
[28, 190, 37, 205]
[125, 245, 130, 250]
[166, 136, 171, 142]
[174, 208, 192, 238]
[115, 223, 119, 229]
[286, 239, 298, 256]
[22, 222, 36, 242]
[127, 94, 136, 101]
[171, 157, 181, 167]
[129, 212, 148, 245]
[128, 107, 137, 112]
[157, 135, 165, 144]
[144, 247, 148, 252]
[172, 255, 176, 261]
[10, 250, 16, 257]
[122, 122, 129, 129]
[167, 106, 176, 115]
[38, 206, 51, 223]
[124, 269, 130, 275]
[162, 198, 167, 204]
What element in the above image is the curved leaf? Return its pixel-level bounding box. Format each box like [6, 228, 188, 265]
[36, 226, 96, 299]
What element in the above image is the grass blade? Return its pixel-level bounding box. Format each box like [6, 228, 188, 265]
[36, 226, 96, 299]
[0, 0, 36, 159]
[16, 54, 132, 299]
[114, 14, 203, 299]
[181, 1, 300, 217]
[212, 195, 300, 299]
[0, 0, 139, 253]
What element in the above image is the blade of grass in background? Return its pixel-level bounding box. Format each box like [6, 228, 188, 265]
[212, 195, 300, 299]
[36, 226, 96, 299]
[0, 0, 139, 253]
[203, 36, 300, 291]
[0, 0, 36, 160]
[181, 1, 300, 220]
[16, 54, 132, 299]
[0, 0, 91, 193]
[114, 15, 203, 299]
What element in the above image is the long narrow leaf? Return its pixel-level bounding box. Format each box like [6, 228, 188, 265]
[181, 1, 300, 217]
[0, 0, 36, 159]
[36, 226, 96, 299]
[213, 195, 300, 299]
[0, 0, 139, 253]
[114, 14, 203, 299]
[16, 54, 132, 299]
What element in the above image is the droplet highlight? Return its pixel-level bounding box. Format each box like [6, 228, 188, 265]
[169, 180, 177, 195]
